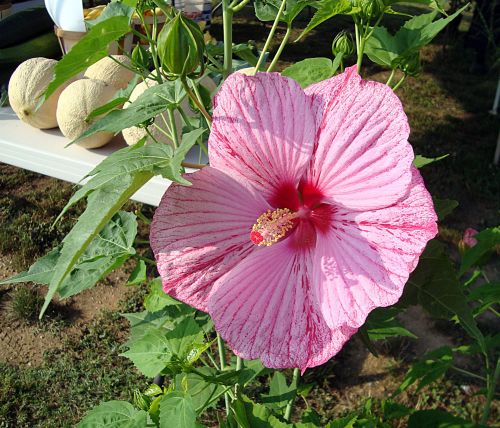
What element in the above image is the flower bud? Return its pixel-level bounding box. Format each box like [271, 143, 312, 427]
[332, 31, 354, 57]
[351, 0, 385, 19]
[157, 12, 206, 79]
[400, 53, 422, 77]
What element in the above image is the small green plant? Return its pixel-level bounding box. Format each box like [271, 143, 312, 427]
[6, 285, 44, 323]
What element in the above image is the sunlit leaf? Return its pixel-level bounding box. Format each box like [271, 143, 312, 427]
[77, 400, 147, 428]
[159, 391, 197, 428]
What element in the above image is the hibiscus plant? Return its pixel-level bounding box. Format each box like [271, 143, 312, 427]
[2, 0, 499, 426]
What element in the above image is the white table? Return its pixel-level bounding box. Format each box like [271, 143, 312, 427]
[0, 107, 199, 206]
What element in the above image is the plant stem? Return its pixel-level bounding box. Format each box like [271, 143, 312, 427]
[217, 334, 230, 415]
[181, 161, 207, 169]
[254, 0, 287, 74]
[167, 109, 179, 149]
[284, 368, 300, 422]
[392, 74, 407, 91]
[235, 356, 243, 394]
[136, 255, 156, 266]
[181, 78, 212, 127]
[481, 357, 500, 424]
[450, 365, 486, 382]
[222, 0, 234, 78]
[231, 0, 250, 12]
[267, 24, 292, 72]
[386, 69, 396, 86]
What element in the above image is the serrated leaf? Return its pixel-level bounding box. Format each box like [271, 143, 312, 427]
[297, 0, 352, 40]
[433, 198, 458, 221]
[364, 307, 416, 341]
[3, 212, 137, 298]
[85, 2, 134, 28]
[174, 368, 225, 412]
[39, 172, 152, 318]
[86, 75, 140, 121]
[460, 227, 500, 276]
[72, 80, 187, 145]
[261, 372, 296, 412]
[77, 400, 147, 428]
[394, 346, 454, 395]
[407, 409, 486, 428]
[325, 415, 358, 428]
[159, 391, 197, 428]
[45, 16, 131, 100]
[254, 0, 314, 24]
[122, 327, 174, 377]
[365, 6, 467, 69]
[0, 248, 59, 285]
[468, 282, 500, 317]
[231, 394, 288, 428]
[401, 240, 485, 348]
[413, 154, 448, 168]
[126, 259, 147, 286]
[381, 399, 413, 420]
[144, 277, 182, 312]
[281, 56, 341, 88]
[165, 317, 204, 361]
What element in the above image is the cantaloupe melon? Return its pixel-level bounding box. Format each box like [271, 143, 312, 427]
[8, 57, 71, 129]
[122, 75, 217, 146]
[84, 55, 135, 90]
[56, 79, 117, 149]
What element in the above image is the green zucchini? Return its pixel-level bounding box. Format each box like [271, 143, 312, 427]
[0, 32, 61, 65]
[0, 8, 54, 49]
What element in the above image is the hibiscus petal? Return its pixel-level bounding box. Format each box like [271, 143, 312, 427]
[313, 168, 438, 329]
[209, 72, 316, 202]
[304, 66, 413, 211]
[208, 241, 357, 370]
[150, 167, 270, 312]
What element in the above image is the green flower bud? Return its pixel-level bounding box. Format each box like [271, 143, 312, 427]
[351, 0, 385, 19]
[332, 31, 354, 57]
[133, 390, 151, 412]
[131, 44, 150, 71]
[400, 53, 422, 77]
[157, 12, 206, 79]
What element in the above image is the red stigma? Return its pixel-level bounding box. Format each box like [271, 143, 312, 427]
[250, 231, 264, 245]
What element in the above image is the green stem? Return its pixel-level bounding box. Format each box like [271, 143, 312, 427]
[167, 109, 179, 149]
[254, 0, 287, 74]
[136, 255, 156, 266]
[284, 368, 300, 422]
[386, 69, 396, 86]
[450, 365, 486, 382]
[181, 78, 212, 127]
[481, 357, 500, 424]
[222, 0, 234, 79]
[267, 24, 292, 72]
[205, 350, 221, 370]
[392, 74, 406, 91]
[138, 11, 162, 84]
[217, 334, 230, 415]
[235, 356, 243, 394]
[231, 0, 250, 12]
[134, 209, 151, 225]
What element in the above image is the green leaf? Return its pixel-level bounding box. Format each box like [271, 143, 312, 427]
[144, 277, 182, 312]
[174, 368, 225, 412]
[159, 391, 197, 428]
[231, 394, 288, 428]
[72, 80, 186, 145]
[122, 327, 174, 377]
[45, 16, 131, 100]
[433, 198, 458, 221]
[254, 0, 315, 25]
[407, 409, 486, 428]
[39, 171, 152, 318]
[165, 317, 204, 361]
[77, 400, 147, 428]
[85, 2, 134, 28]
[0, 248, 59, 285]
[281, 56, 340, 88]
[297, 0, 352, 40]
[261, 372, 296, 412]
[363, 307, 416, 341]
[413, 154, 448, 168]
[4, 212, 137, 298]
[325, 415, 358, 428]
[58, 211, 137, 297]
[460, 227, 500, 276]
[394, 346, 454, 395]
[126, 259, 147, 286]
[365, 6, 468, 69]
[86, 75, 140, 121]
[402, 240, 485, 348]
[381, 399, 413, 420]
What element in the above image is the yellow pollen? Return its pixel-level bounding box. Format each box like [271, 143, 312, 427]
[250, 208, 296, 247]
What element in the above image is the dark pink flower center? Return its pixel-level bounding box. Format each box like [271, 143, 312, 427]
[250, 181, 334, 249]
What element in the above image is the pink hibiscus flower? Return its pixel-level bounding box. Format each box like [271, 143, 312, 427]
[463, 228, 479, 248]
[150, 66, 438, 370]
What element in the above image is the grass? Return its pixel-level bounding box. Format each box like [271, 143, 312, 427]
[5, 285, 44, 323]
